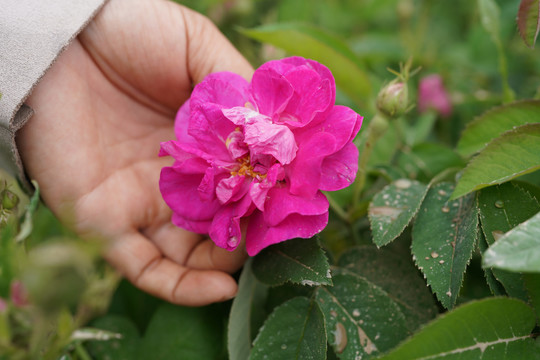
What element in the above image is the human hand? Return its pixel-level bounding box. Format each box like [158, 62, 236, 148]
[17, 0, 253, 306]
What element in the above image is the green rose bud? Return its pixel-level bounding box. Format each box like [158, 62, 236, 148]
[376, 81, 409, 119]
[20, 242, 93, 312]
[1, 189, 19, 210]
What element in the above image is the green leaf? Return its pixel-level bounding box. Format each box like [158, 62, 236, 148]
[483, 211, 540, 272]
[107, 279, 162, 333]
[315, 272, 409, 359]
[478, 0, 501, 44]
[14, 180, 40, 243]
[252, 238, 332, 287]
[477, 231, 507, 296]
[477, 182, 539, 300]
[250, 297, 326, 360]
[524, 273, 540, 319]
[412, 183, 479, 309]
[397, 143, 465, 183]
[338, 246, 438, 332]
[137, 304, 225, 360]
[518, 0, 540, 48]
[369, 179, 429, 247]
[402, 113, 437, 147]
[240, 23, 371, 104]
[456, 100, 540, 157]
[228, 259, 269, 360]
[86, 315, 141, 360]
[452, 123, 540, 199]
[378, 298, 539, 360]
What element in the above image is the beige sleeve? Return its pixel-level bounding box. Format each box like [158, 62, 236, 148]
[0, 0, 106, 187]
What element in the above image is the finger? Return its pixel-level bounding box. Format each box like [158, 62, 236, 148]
[79, 0, 253, 112]
[143, 221, 202, 264]
[185, 238, 248, 274]
[105, 231, 238, 306]
[145, 221, 247, 273]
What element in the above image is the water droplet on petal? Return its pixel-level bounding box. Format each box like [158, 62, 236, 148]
[494, 200, 504, 208]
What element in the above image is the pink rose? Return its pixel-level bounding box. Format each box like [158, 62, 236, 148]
[418, 74, 452, 117]
[159, 57, 362, 255]
[10, 280, 28, 307]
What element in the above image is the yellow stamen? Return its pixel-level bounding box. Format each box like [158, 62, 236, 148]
[230, 156, 266, 179]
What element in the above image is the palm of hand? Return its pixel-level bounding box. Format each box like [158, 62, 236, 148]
[17, 0, 253, 305]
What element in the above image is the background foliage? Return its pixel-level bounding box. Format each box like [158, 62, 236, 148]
[1, 0, 540, 359]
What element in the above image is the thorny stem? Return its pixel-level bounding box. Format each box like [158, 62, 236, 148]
[352, 113, 389, 214]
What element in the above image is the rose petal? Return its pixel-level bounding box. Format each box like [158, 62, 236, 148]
[188, 104, 236, 162]
[245, 211, 328, 256]
[280, 66, 333, 127]
[216, 175, 250, 204]
[160, 167, 220, 222]
[190, 72, 249, 109]
[222, 107, 298, 165]
[250, 67, 294, 117]
[225, 128, 249, 159]
[172, 212, 211, 234]
[249, 163, 281, 210]
[209, 195, 254, 251]
[287, 131, 336, 197]
[319, 142, 359, 191]
[159, 139, 212, 164]
[264, 186, 329, 226]
[293, 105, 362, 152]
[198, 167, 216, 201]
[174, 101, 196, 144]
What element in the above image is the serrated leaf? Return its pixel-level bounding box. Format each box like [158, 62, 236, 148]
[369, 179, 429, 247]
[412, 183, 478, 309]
[240, 23, 371, 104]
[315, 272, 409, 359]
[252, 238, 332, 287]
[378, 298, 539, 360]
[452, 123, 540, 199]
[250, 297, 326, 360]
[137, 304, 225, 360]
[228, 259, 269, 360]
[483, 211, 540, 272]
[518, 0, 540, 48]
[338, 246, 438, 332]
[477, 182, 539, 300]
[86, 316, 140, 360]
[457, 100, 540, 157]
[477, 231, 507, 296]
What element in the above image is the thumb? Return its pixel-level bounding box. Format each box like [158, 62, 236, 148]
[181, 6, 254, 83]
